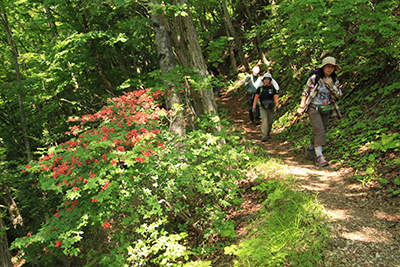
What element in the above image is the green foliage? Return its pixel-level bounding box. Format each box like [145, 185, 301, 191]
[11, 89, 253, 266]
[259, 0, 400, 194]
[225, 175, 329, 266]
[207, 36, 233, 65]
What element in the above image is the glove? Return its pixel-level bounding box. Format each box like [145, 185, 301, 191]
[275, 106, 279, 111]
[252, 108, 256, 114]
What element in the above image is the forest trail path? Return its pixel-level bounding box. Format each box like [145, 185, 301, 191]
[218, 86, 400, 267]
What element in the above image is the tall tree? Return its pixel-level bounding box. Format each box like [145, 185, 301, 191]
[221, 0, 250, 72]
[163, 0, 221, 133]
[150, 0, 186, 136]
[0, 209, 13, 267]
[0, 7, 32, 162]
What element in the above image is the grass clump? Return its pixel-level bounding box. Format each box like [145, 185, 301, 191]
[225, 159, 331, 266]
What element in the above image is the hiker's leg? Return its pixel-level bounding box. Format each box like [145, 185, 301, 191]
[308, 105, 327, 148]
[266, 108, 274, 137]
[260, 107, 268, 138]
[255, 101, 261, 123]
[247, 94, 255, 122]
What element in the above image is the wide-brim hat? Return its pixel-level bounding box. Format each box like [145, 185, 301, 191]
[262, 73, 272, 80]
[319, 56, 341, 71]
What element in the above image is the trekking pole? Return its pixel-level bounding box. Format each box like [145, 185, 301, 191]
[282, 112, 302, 143]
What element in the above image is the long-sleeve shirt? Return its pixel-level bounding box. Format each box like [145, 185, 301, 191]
[302, 74, 342, 119]
[244, 74, 262, 94]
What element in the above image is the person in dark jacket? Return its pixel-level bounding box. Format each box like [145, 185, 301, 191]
[252, 73, 279, 142]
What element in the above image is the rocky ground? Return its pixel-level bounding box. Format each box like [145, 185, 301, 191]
[218, 86, 400, 267]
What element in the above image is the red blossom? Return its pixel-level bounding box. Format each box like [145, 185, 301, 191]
[135, 157, 145, 163]
[101, 180, 110, 190]
[103, 221, 111, 229]
[111, 160, 117, 165]
[55, 241, 62, 247]
[117, 146, 125, 152]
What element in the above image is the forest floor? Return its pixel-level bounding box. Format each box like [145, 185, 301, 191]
[216, 85, 400, 267]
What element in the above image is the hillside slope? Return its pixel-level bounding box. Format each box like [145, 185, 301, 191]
[217, 85, 400, 266]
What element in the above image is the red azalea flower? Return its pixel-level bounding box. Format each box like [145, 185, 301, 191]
[103, 221, 110, 229]
[55, 241, 62, 247]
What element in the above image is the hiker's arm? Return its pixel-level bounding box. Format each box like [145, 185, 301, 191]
[330, 79, 342, 99]
[297, 95, 307, 114]
[253, 94, 260, 109]
[243, 76, 250, 87]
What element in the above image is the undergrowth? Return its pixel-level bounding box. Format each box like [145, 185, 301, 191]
[224, 158, 331, 266]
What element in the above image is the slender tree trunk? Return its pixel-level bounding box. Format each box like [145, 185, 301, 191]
[222, 12, 237, 73]
[0, 209, 13, 267]
[221, 0, 250, 72]
[242, 0, 269, 66]
[150, 0, 186, 136]
[0, 9, 32, 162]
[2, 184, 24, 228]
[79, 2, 116, 96]
[114, 43, 130, 80]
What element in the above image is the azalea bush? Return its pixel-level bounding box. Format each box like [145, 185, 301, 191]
[12, 88, 251, 266]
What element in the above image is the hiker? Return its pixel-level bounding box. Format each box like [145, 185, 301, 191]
[297, 56, 342, 167]
[243, 66, 262, 125]
[252, 73, 279, 142]
[211, 63, 221, 97]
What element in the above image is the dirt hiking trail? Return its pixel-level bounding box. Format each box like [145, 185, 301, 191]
[218, 86, 400, 267]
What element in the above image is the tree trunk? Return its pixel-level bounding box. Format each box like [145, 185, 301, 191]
[222, 11, 237, 73]
[164, 0, 221, 134]
[2, 184, 24, 229]
[79, 2, 116, 96]
[221, 0, 250, 72]
[241, 0, 269, 66]
[150, 0, 186, 136]
[114, 42, 130, 80]
[0, 210, 13, 267]
[0, 8, 32, 162]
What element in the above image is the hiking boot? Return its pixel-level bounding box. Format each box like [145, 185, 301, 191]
[261, 136, 271, 142]
[306, 148, 316, 161]
[316, 155, 329, 167]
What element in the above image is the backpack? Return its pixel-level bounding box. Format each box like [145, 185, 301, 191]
[307, 69, 320, 85]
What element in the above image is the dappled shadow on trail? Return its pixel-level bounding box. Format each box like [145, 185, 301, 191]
[218, 86, 400, 267]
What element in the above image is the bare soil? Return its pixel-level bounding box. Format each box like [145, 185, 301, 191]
[217, 86, 400, 267]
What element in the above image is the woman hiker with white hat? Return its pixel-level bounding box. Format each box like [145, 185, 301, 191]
[243, 66, 262, 125]
[297, 56, 343, 167]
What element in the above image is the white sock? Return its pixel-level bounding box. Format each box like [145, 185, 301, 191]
[315, 146, 323, 157]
